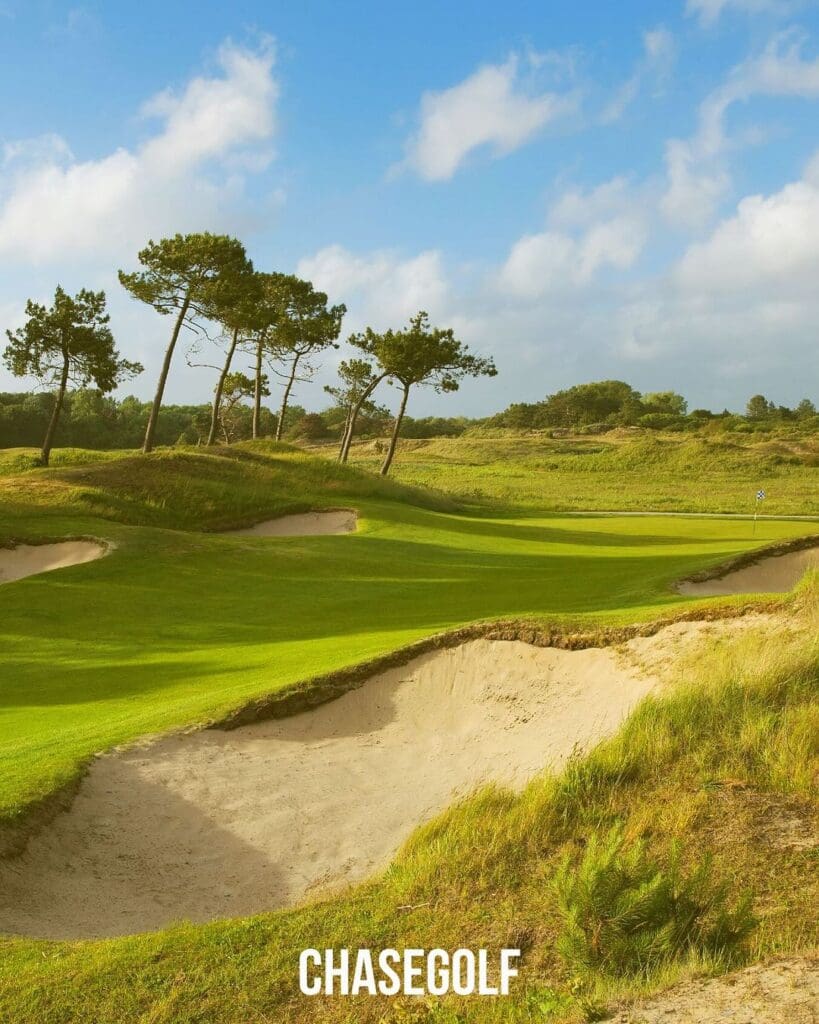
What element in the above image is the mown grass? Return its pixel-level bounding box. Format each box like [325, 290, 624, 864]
[344, 431, 819, 515]
[0, 580, 815, 1023]
[1, 442, 815, 830]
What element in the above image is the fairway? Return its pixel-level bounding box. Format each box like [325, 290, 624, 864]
[0, 446, 816, 831]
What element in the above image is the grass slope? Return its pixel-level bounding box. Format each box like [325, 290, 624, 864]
[345, 432, 819, 515]
[1, 443, 815, 829]
[0, 582, 815, 1023]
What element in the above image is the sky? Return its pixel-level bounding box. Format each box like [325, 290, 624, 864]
[1, 0, 818, 418]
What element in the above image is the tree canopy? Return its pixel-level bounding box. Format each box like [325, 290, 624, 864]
[349, 311, 497, 474]
[3, 286, 141, 464]
[118, 232, 253, 453]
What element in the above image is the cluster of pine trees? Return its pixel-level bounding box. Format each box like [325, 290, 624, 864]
[2, 233, 495, 474]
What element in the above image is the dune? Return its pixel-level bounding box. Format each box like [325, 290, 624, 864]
[678, 546, 819, 596]
[0, 619, 741, 940]
[0, 541, 109, 585]
[226, 510, 357, 537]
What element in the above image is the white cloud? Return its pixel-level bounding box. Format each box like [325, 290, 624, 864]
[0, 39, 278, 265]
[296, 245, 450, 329]
[498, 179, 648, 299]
[675, 175, 819, 293]
[686, 0, 795, 27]
[399, 55, 577, 181]
[549, 176, 634, 228]
[661, 31, 819, 227]
[606, 155, 819, 399]
[601, 27, 675, 123]
[499, 217, 646, 299]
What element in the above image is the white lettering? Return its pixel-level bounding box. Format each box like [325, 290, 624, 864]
[499, 949, 520, 995]
[478, 949, 498, 995]
[451, 949, 475, 996]
[426, 948, 449, 996]
[325, 948, 349, 996]
[403, 948, 425, 996]
[377, 949, 401, 995]
[351, 950, 377, 996]
[297, 947, 521, 995]
[298, 949, 322, 996]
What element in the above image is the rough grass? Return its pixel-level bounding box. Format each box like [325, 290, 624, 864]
[343, 432, 819, 515]
[0, 581, 815, 1023]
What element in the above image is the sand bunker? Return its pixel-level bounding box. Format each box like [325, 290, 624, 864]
[678, 546, 819, 596]
[0, 540, 108, 585]
[227, 510, 357, 537]
[0, 622, 721, 940]
[611, 954, 818, 1024]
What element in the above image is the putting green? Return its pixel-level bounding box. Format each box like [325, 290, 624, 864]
[0, 446, 815, 829]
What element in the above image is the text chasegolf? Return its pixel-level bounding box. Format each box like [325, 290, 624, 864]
[299, 948, 521, 997]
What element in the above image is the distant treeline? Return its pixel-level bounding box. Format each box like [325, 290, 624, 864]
[486, 381, 818, 434]
[0, 390, 475, 450]
[1, 379, 816, 451]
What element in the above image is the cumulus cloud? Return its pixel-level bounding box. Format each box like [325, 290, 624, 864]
[606, 154, 819, 401]
[399, 55, 577, 181]
[498, 219, 646, 299]
[296, 245, 450, 329]
[498, 179, 648, 299]
[661, 31, 819, 227]
[675, 172, 819, 293]
[0, 39, 278, 265]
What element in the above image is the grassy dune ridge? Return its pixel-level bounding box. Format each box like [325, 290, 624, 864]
[345, 432, 819, 514]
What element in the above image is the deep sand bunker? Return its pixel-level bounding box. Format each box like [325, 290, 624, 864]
[0, 621, 730, 940]
[678, 545, 819, 596]
[0, 540, 108, 584]
[227, 509, 357, 537]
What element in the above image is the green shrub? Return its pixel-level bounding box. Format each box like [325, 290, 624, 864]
[553, 827, 756, 979]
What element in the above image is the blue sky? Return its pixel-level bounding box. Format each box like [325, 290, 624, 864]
[1, 0, 818, 417]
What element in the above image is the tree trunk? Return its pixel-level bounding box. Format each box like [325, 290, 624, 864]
[143, 292, 190, 454]
[207, 326, 240, 446]
[337, 406, 353, 461]
[275, 354, 300, 441]
[339, 373, 385, 463]
[252, 337, 264, 439]
[41, 351, 70, 467]
[380, 383, 410, 476]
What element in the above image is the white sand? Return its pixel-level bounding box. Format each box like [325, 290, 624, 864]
[227, 510, 357, 536]
[0, 540, 108, 584]
[611, 955, 818, 1024]
[0, 622, 716, 940]
[678, 546, 819, 596]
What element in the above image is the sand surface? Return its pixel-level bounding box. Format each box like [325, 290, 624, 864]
[226, 510, 357, 536]
[678, 547, 819, 596]
[613, 955, 819, 1023]
[0, 623, 725, 941]
[0, 540, 108, 584]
